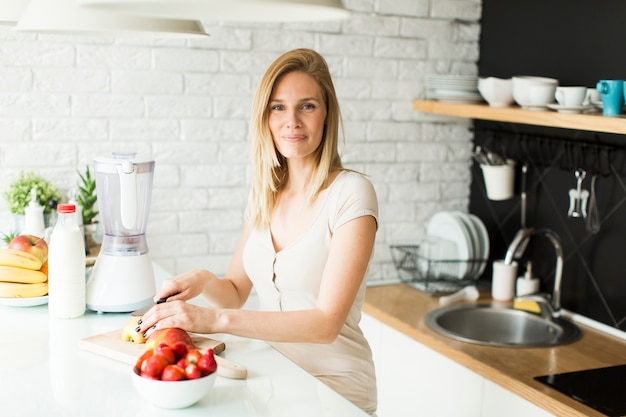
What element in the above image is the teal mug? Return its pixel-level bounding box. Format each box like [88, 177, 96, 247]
[596, 80, 624, 117]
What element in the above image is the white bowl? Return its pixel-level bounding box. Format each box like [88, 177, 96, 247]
[132, 368, 217, 409]
[528, 83, 558, 107]
[477, 77, 514, 107]
[512, 76, 559, 107]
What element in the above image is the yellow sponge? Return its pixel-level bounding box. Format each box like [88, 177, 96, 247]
[513, 299, 542, 314]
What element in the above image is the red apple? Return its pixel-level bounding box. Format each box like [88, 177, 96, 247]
[145, 328, 193, 351]
[121, 316, 147, 344]
[8, 234, 48, 264]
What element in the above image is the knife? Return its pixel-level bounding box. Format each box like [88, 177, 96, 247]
[130, 296, 171, 316]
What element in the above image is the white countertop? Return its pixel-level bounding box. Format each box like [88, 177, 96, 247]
[0, 264, 368, 417]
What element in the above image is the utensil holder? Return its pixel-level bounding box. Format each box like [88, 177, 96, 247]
[480, 159, 516, 200]
[491, 259, 518, 301]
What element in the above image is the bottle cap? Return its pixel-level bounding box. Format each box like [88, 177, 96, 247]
[57, 203, 76, 214]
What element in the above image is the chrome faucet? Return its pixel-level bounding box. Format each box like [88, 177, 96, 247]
[504, 227, 564, 315]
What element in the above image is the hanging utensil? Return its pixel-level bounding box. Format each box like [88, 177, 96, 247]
[511, 163, 530, 260]
[568, 169, 588, 218]
[481, 146, 505, 165]
[472, 146, 491, 165]
[586, 175, 601, 234]
[520, 164, 527, 228]
[487, 150, 505, 166]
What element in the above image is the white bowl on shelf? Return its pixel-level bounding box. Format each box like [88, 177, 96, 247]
[477, 77, 514, 107]
[512, 76, 559, 108]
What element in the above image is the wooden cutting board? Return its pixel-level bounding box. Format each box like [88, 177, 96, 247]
[80, 329, 248, 379]
[80, 329, 226, 367]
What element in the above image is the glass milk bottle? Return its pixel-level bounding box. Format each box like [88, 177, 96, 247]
[48, 203, 86, 318]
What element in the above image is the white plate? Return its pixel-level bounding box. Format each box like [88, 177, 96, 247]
[546, 104, 595, 114]
[426, 75, 478, 85]
[452, 211, 479, 277]
[427, 88, 481, 98]
[467, 213, 490, 276]
[426, 212, 472, 279]
[0, 295, 48, 307]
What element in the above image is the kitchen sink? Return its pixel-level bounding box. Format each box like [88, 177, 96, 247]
[425, 303, 581, 348]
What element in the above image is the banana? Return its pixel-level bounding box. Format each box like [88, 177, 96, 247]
[0, 281, 48, 298]
[0, 265, 48, 284]
[0, 248, 43, 271]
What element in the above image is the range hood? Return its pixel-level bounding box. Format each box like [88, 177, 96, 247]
[76, 0, 350, 22]
[0, 0, 28, 25]
[14, 0, 209, 38]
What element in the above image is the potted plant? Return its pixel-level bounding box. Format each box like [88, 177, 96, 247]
[3, 171, 61, 233]
[76, 165, 102, 257]
[77, 165, 98, 225]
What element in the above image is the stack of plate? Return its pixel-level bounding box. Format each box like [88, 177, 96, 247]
[423, 211, 490, 280]
[425, 74, 483, 104]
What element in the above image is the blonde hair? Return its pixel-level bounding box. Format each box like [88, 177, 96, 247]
[248, 48, 344, 229]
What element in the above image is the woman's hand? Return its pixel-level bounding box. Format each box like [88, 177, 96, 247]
[154, 269, 214, 303]
[138, 300, 217, 337]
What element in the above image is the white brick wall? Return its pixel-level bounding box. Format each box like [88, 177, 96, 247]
[0, 0, 481, 282]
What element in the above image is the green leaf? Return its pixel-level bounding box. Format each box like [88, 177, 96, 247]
[76, 165, 99, 224]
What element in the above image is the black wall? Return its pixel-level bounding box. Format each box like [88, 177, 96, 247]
[473, 0, 626, 331]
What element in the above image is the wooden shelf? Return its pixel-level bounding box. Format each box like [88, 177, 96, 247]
[413, 99, 626, 135]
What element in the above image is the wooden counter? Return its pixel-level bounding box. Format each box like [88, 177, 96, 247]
[364, 284, 626, 417]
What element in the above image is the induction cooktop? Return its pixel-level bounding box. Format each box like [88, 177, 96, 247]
[535, 364, 626, 416]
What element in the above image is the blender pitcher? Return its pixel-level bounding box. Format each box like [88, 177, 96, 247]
[86, 152, 156, 313]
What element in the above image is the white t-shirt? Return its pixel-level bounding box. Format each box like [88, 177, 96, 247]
[242, 170, 378, 414]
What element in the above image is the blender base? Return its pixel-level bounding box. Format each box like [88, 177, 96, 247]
[86, 253, 156, 313]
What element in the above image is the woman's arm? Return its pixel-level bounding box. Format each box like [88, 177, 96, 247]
[153, 224, 254, 309]
[140, 215, 377, 344]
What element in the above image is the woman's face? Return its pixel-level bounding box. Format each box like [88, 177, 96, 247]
[268, 71, 327, 164]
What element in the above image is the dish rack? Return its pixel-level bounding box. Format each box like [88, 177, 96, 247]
[390, 244, 488, 294]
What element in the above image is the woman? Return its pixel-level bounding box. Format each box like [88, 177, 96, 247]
[138, 48, 378, 414]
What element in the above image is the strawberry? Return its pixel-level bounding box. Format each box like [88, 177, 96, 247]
[161, 364, 187, 381]
[141, 354, 169, 379]
[198, 348, 217, 376]
[135, 349, 153, 373]
[171, 341, 189, 361]
[184, 363, 202, 380]
[185, 348, 202, 365]
[155, 343, 176, 364]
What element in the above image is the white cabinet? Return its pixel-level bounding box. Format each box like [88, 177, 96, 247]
[361, 313, 554, 417]
[481, 379, 553, 417]
[361, 313, 482, 416]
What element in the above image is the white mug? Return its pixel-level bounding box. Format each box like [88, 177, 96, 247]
[555, 86, 588, 107]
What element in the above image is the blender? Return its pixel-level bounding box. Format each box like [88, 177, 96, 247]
[86, 152, 156, 313]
